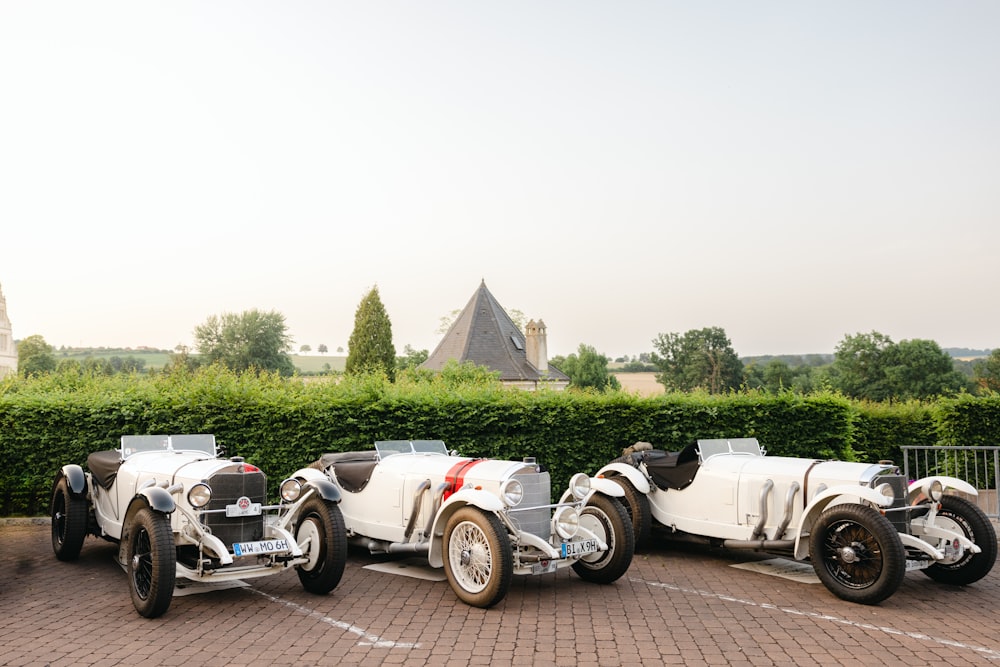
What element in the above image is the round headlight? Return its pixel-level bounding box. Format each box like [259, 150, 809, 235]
[553, 506, 580, 540]
[875, 482, 896, 504]
[501, 478, 524, 507]
[280, 478, 302, 502]
[188, 483, 212, 508]
[927, 479, 944, 502]
[569, 473, 591, 501]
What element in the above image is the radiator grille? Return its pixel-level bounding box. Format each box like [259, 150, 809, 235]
[203, 471, 266, 547]
[507, 470, 551, 540]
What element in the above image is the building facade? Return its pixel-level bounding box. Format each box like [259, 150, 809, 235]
[0, 283, 16, 378]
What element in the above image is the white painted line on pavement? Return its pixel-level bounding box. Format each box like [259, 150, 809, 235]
[250, 588, 421, 649]
[634, 578, 1000, 661]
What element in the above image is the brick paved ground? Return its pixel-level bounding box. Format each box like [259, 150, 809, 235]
[2, 520, 999, 666]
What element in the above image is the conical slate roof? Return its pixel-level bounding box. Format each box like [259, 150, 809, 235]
[422, 281, 568, 383]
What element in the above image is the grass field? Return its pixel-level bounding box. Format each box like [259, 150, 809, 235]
[52, 349, 347, 374]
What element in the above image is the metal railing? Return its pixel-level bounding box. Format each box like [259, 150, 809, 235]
[901, 446, 1000, 519]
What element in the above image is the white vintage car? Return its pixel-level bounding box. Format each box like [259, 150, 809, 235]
[51, 434, 348, 617]
[597, 438, 997, 605]
[297, 440, 635, 607]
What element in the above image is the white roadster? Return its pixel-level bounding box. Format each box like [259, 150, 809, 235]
[597, 438, 997, 605]
[298, 440, 636, 607]
[52, 434, 347, 617]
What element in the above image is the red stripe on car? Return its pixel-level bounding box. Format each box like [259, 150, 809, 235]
[444, 459, 486, 500]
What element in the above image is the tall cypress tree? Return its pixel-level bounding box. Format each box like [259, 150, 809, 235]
[345, 286, 396, 380]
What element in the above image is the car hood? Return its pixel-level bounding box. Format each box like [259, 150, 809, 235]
[122, 451, 255, 483]
[377, 454, 534, 485]
[705, 453, 892, 486]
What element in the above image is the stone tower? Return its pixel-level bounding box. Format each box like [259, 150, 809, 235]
[0, 283, 16, 378]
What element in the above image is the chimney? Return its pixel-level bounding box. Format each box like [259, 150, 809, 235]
[525, 319, 548, 373]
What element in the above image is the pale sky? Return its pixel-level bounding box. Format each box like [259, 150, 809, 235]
[2, 2, 997, 359]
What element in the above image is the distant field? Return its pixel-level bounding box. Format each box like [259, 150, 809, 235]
[613, 372, 664, 396]
[52, 349, 347, 374]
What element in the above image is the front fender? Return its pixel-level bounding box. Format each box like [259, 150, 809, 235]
[908, 476, 978, 503]
[136, 486, 176, 514]
[303, 478, 341, 503]
[427, 489, 506, 568]
[596, 463, 651, 495]
[56, 464, 87, 497]
[793, 484, 893, 559]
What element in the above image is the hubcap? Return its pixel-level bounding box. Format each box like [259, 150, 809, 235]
[839, 545, 859, 564]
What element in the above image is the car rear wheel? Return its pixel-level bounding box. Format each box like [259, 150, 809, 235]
[572, 494, 635, 584]
[922, 495, 997, 586]
[443, 506, 512, 608]
[607, 476, 651, 548]
[51, 477, 87, 561]
[295, 497, 348, 594]
[127, 508, 176, 618]
[809, 504, 905, 605]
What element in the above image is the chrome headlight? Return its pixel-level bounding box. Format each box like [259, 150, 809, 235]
[280, 478, 303, 502]
[553, 506, 580, 540]
[187, 483, 212, 508]
[500, 478, 524, 507]
[874, 482, 896, 504]
[569, 473, 591, 501]
[926, 479, 944, 502]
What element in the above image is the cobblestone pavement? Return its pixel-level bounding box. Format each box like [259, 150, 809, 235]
[2, 520, 999, 666]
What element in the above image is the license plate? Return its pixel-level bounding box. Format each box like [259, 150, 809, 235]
[225, 501, 262, 517]
[561, 539, 600, 558]
[233, 539, 289, 557]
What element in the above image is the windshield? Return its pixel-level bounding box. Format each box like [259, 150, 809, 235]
[696, 438, 764, 462]
[375, 440, 448, 459]
[120, 434, 217, 458]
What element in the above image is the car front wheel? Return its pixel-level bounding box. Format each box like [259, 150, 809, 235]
[127, 508, 176, 618]
[442, 506, 513, 608]
[809, 504, 905, 605]
[295, 497, 348, 594]
[572, 494, 635, 584]
[922, 495, 997, 586]
[51, 477, 87, 561]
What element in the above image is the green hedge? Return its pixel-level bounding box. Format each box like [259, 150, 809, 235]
[1, 369, 994, 516]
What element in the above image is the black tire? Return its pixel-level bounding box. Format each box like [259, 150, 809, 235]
[809, 504, 905, 605]
[442, 506, 513, 608]
[127, 508, 176, 618]
[922, 495, 998, 586]
[51, 477, 88, 561]
[572, 494, 635, 584]
[295, 497, 348, 594]
[607, 476, 651, 549]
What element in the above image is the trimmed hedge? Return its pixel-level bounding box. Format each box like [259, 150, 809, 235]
[1, 369, 994, 516]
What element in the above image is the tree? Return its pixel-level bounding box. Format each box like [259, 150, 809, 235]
[193, 309, 295, 376]
[650, 327, 743, 393]
[17, 334, 57, 376]
[299, 344, 312, 354]
[554, 344, 621, 391]
[346, 286, 396, 379]
[829, 331, 970, 400]
[973, 349, 1000, 393]
[828, 331, 895, 400]
[318, 344, 328, 354]
[882, 339, 971, 399]
[396, 344, 429, 371]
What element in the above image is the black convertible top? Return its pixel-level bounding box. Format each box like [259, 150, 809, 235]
[642, 443, 700, 491]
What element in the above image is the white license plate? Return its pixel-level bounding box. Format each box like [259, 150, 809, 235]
[233, 539, 289, 557]
[225, 502, 262, 517]
[561, 539, 600, 558]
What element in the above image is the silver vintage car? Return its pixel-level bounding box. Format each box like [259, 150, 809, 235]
[297, 440, 635, 607]
[51, 434, 348, 617]
[598, 438, 997, 605]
